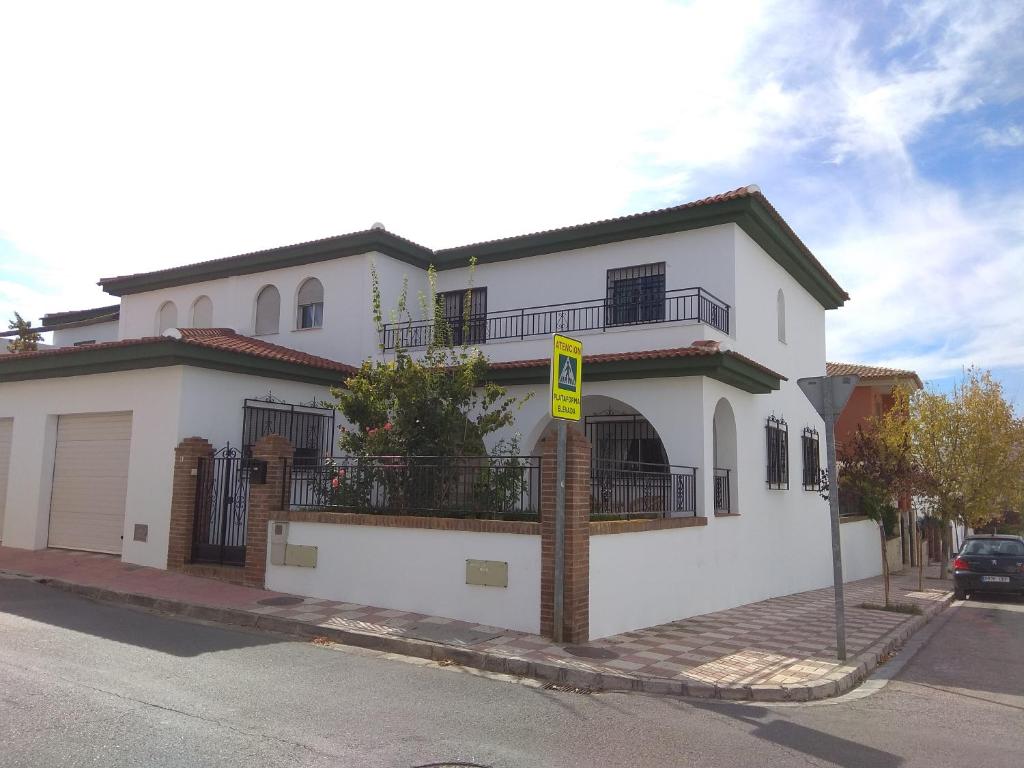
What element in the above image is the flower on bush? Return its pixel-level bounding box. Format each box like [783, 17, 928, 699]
[331, 477, 340, 489]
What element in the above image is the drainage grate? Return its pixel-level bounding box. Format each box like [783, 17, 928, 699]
[541, 682, 594, 695]
[256, 595, 306, 607]
[564, 645, 618, 660]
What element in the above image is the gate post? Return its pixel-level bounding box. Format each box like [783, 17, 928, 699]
[167, 437, 214, 571]
[243, 434, 295, 588]
[539, 423, 591, 644]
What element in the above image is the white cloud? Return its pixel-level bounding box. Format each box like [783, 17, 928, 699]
[0, 0, 1021, 385]
[979, 125, 1024, 148]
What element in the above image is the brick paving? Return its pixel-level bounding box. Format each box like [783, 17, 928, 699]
[0, 546, 950, 696]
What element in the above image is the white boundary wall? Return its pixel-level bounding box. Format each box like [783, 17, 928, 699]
[265, 521, 542, 633]
[591, 517, 885, 639]
[840, 518, 883, 582]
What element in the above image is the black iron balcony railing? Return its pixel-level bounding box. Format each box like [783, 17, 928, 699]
[380, 287, 730, 351]
[713, 468, 731, 513]
[590, 459, 697, 519]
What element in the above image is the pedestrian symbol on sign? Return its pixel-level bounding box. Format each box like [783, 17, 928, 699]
[558, 355, 577, 392]
[550, 334, 583, 421]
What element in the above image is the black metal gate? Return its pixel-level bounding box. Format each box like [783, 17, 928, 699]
[191, 445, 252, 566]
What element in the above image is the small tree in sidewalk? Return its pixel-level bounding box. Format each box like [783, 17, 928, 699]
[838, 416, 914, 608]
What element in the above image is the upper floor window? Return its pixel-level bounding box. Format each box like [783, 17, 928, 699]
[156, 301, 178, 334]
[191, 295, 213, 328]
[766, 415, 789, 490]
[296, 278, 324, 329]
[606, 262, 666, 326]
[438, 287, 487, 345]
[801, 427, 821, 491]
[255, 285, 281, 335]
[777, 289, 786, 343]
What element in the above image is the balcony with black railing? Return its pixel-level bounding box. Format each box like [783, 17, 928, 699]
[590, 459, 697, 519]
[380, 287, 730, 351]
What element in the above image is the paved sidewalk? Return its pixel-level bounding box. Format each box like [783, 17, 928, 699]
[0, 546, 951, 701]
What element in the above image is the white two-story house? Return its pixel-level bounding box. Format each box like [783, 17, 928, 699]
[1, 185, 871, 627]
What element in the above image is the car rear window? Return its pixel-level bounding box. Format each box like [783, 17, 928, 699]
[961, 539, 1024, 556]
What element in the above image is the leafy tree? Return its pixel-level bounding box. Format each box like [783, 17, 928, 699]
[906, 369, 1024, 575]
[838, 410, 915, 607]
[6, 312, 42, 353]
[324, 261, 534, 516]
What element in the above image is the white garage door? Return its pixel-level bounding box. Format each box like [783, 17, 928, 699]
[48, 412, 132, 554]
[0, 418, 12, 540]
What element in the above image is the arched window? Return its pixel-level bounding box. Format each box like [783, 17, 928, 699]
[254, 285, 281, 335]
[777, 289, 786, 343]
[296, 278, 324, 329]
[156, 301, 178, 334]
[713, 398, 738, 513]
[191, 296, 213, 328]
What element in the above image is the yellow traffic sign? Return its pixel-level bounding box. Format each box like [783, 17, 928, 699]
[550, 334, 583, 421]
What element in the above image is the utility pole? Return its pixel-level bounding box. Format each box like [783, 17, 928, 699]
[798, 374, 858, 661]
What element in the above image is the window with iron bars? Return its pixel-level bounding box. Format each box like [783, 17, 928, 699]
[801, 427, 821, 490]
[606, 262, 666, 327]
[438, 287, 487, 345]
[765, 416, 789, 490]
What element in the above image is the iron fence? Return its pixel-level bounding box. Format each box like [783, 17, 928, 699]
[288, 455, 541, 519]
[713, 468, 731, 513]
[380, 286, 730, 350]
[590, 459, 697, 519]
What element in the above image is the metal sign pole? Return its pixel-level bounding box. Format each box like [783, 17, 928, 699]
[553, 419, 567, 644]
[798, 374, 858, 662]
[823, 380, 847, 661]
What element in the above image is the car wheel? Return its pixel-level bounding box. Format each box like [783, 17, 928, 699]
[954, 587, 966, 600]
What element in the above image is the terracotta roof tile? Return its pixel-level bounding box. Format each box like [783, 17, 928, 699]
[438, 186, 761, 253]
[0, 328, 358, 376]
[826, 361, 922, 388]
[490, 344, 786, 381]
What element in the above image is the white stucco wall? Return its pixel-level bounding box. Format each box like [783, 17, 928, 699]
[118, 251, 422, 365]
[0, 365, 339, 569]
[840, 518, 884, 582]
[265, 521, 542, 633]
[51, 320, 120, 348]
[0, 368, 185, 567]
[176, 368, 332, 449]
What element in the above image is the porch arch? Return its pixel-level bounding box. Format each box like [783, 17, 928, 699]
[712, 397, 738, 513]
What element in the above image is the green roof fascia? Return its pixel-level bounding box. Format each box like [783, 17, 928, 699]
[0, 341, 350, 387]
[737, 198, 848, 310]
[485, 352, 782, 394]
[98, 196, 847, 310]
[100, 232, 434, 296]
[436, 197, 847, 310]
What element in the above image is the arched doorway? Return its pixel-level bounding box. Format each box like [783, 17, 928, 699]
[528, 396, 693, 518]
[712, 398, 737, 513]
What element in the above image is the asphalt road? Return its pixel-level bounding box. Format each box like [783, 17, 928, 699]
[1, 576, 1022, 768]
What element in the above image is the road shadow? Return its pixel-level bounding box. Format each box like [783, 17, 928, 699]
[0, 577, 282, 657]
[688, 700, 903, 768]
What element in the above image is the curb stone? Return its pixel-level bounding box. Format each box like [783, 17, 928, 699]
[5, 570, 952, 703]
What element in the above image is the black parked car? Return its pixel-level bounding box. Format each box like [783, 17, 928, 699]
[952, 535, 1024, 600]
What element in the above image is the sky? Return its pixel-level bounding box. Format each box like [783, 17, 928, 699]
[1, 0, 1022, 402]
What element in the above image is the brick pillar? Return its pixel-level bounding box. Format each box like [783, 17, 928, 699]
[539, 423, 591, 643]
[167, 437, 214, 571]
[243, 434, 294, 588]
